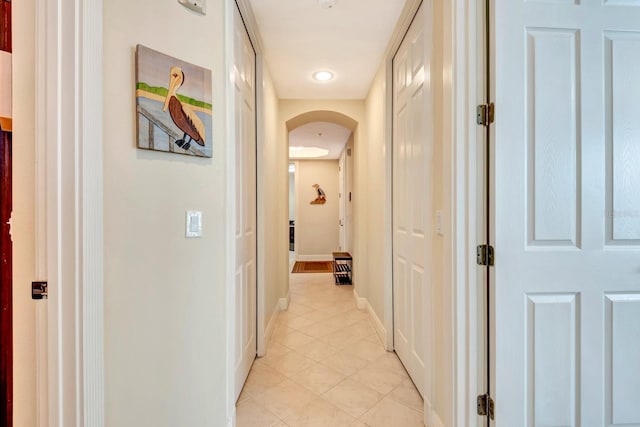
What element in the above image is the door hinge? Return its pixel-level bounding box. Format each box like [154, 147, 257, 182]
[476, 244, 494, 266]
[477, 394, 495, 419]
[32, 281, 48, 300]
[476, 103, 495, 126]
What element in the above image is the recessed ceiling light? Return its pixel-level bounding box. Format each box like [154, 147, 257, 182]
[313, 71, 334, 82]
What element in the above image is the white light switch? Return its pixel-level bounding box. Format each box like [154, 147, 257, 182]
[186, 211, 202, 238]
[436, 210, 443, 236]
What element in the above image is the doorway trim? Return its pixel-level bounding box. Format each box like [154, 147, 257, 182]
[35, 0, 105, 425]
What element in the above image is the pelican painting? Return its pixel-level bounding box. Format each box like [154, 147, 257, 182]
[163, 66, 205, 151]
[135, 45, 212, 157]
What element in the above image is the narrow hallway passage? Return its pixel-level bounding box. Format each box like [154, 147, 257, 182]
[236, 273, 424, 426]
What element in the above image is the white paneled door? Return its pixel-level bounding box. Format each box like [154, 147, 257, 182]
[392, 3, 431, 399]
[233, 5, 257, 401]
[494, 1, 640, 425]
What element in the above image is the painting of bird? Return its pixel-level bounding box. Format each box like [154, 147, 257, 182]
[163, 66, 206, 151]
[310, 184, 327, 205]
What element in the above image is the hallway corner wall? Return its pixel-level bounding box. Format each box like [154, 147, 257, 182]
[103, 1, 229, 425]
[260, 64, 288, 334]
[361, 63, 387, 328]
[12, 0, 37, 425]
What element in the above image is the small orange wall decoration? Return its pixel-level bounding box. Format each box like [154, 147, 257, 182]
[310, 183, 326, 205]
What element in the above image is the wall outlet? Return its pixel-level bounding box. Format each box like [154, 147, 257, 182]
[178, 0, 206, 15]
[186, 211, 202, 238]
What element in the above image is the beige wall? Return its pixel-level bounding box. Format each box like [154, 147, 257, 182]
[12, 0, 37, 425]
[361, 64, 387, 323]
[104, 1, 229, 425]
[260, 64, 288, 330]
[295, 160, 339, 259]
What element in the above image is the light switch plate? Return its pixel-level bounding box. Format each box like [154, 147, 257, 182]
[186, 211, 202, 238]
[436, 210, 444, 236]
[178, 0, 206, 15]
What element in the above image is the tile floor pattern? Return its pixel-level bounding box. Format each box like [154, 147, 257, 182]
[236, 272, 424, 427]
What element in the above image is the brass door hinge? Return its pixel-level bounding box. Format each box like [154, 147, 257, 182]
[476, 103, 495, 126]
[477, 394, 495, 419]
[476, 244, 494, 266]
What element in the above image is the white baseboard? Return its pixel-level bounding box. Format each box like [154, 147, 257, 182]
[353, 288, 367, 310]
[353, 288, 386, 346]
[264, 301, 280, 347]
[297, 254, 332, 261]
[227, 408, 236, 427]
[279, 292, 290, 310]
[427, 406, 445, 427]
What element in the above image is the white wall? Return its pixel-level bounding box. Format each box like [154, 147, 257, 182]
[12, 0, 37, 425]
[295, 160, 339, 259]
[103, 1, 229, 425]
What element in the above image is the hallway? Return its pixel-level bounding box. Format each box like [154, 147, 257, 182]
[236, 272, 424, 426]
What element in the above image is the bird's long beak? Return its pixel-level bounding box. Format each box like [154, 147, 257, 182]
[163, 74, 180, 112]
[162, 92, 171, 112]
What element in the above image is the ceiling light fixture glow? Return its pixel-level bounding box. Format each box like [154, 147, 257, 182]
[313, 71, 334, 81]
[289, 146, 329, 159]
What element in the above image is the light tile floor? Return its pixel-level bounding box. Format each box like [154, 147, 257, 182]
[236, 272, 424, 427]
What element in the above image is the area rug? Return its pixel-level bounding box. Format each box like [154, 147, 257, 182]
[291, 261, 333, 273]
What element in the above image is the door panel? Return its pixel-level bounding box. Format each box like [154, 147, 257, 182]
[393, 3, 430, 398]
[233, 5, 257, 400]
[494, 1, 640, 425]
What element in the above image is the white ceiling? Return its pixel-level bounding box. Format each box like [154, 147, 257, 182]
[249, 0, 406, 99]
[289, 121, 351, 160]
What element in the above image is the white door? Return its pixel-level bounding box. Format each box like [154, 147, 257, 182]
[494, 1, 640, 424]
[233, 5, 257, 400]
[392, 3, 431, 398]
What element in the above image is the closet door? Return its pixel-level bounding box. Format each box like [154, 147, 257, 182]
[392, 3, 432, 399]
[233, 4, 257, 400]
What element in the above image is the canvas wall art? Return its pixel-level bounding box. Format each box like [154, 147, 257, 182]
[310, 184, 326, 205]
[135, 44, 213, 157]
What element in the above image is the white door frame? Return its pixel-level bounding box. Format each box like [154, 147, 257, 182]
[383, 0, 481, 425]
[224, 0, 265, 424]
[237, 0, 267, 360]
[35, 0, 105, 425]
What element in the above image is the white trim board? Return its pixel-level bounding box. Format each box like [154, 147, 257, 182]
[295, 254, 333, 261]
[278, 293, 290, 311]
[263, 301, 280, 350]
[37, 0, 105, 425]
[449, 0, 482, 426]
[353, 289, 388, 350]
